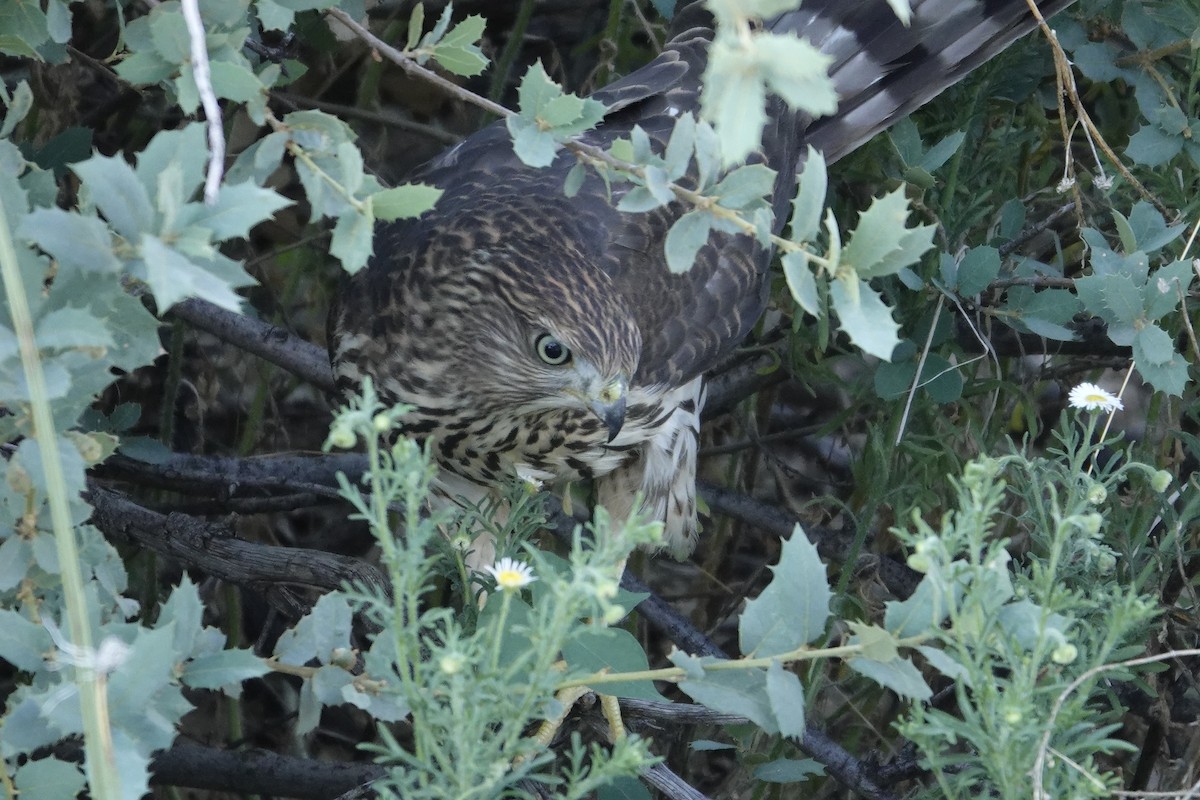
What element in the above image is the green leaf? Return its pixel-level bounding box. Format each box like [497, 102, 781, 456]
[0, 608, 50, 671]
[765, 661, 806, 739]
[847, 621, 899, 662]
[507, 116, 558, 168]
[739, 526, 830, 656]
[918, 130, 965, 172]
[140, 234, 245, 312]
[1128, 200, 1184, 253]
[330, 206, 375, 274]
[954, 245, 1001, 296]
[562, 627, 664, 701]
[13, 759, 85, 800]
[432, 15, 487, 76]
[274, 592, 354, 666]
[702, 39, 767, 166]
[789, 147, 826, 243]
[847, 654, 931, 701]
[135, 123, 208, 201]
[148, 7, 190, 63]
[1125, 123, 1181, 166]
[210, 60, 265, 103]
[563, 162, 586, 197]
[664, 210, 712, 273]
[915, 645, 972, 687]
[753, 33, 837, 117]
[372, 183, 442, 221]
[782, 251, 819, 316]
[884, 574, 956, 637]
[679, 660, 777, 733]
[663, 113, 696, 180]
[182, 182, 293, 239]
[34, 308, 114, 351]
[115, 49, 174, 85]
[72, 153, 155, 239]
[19, 209, 119, 275]
[256, 0, 294, 31]
[616, 186, 668, 214]
[1134, 322, 1175, 366]
[753, 758, 823, 783]
[1, 80, 33, 138]
[830, 278, 899, 360]
[713, 163, 776, 210]
[842, 188, 932, 279]
[1146, 259, 1193, 320]
[183, 648, 269, 692]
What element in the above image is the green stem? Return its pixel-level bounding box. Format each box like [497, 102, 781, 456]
[0, 189, 120, 797]
[556, 636, 931, 690]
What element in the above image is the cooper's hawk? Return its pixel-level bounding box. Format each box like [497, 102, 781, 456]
[330, 0, 1073, 558]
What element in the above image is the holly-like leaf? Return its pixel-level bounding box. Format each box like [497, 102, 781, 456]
[739, 526, 831, 657]
[372, 183, 442, 221]
[830, 278, 900, 360]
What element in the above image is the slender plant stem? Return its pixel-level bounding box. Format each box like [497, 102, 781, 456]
[0, 190, 120, 797]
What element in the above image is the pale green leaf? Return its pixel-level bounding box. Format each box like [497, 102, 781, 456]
[148, 7, 190, 63]
[331, 206, 375, 274]
[181, 182, 293, 239]
[135, 123, 207, 201]
[754, 34, 836, 117]
[789, 146, 826, 243]
[765, 661, 806, 739]
[753, 758, 823, 784]
[702, 40, 767, 166]
[955, 245, 1001, 296]
[664, 210, 712, 273]
[847, 655, 931, 701]
[847, 621, 900, 662]
[1134, 322, 1175, 366]
[1, 80, 32, 138]
[739, 526, 830, 656]
[507, 116, 558, 168]
[210, 60, 265, 103]
[680, 662, 777, 733]
[140, 234, 244, 312]
[842, 187, 925, 278]
[617, 186, 667, 213]
[18, 209, 119, 274]
[663, 113, 697, 180]
[13, 759, 85, 800]
[72, 153, 155, 239]
[916, 646, 972, 687]
[562, 627, 664, 701]
[372, 183, 442, 221]
[183, 648, 269, 692]
[830, 278, 899, 360]
[34, 308, 114, 350]
[884, 574, 955, 637]
[713, 163, 775, 210]
[782, 251, 819, 316]
[0, 608, 49, 671]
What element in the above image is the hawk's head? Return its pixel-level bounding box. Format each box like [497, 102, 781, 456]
[394, 217, 643, 447]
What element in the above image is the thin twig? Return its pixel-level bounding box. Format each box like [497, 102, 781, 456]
[181, 0, 225, 204]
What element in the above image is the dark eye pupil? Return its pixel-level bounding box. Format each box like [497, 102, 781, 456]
[536, 334, 569, 364]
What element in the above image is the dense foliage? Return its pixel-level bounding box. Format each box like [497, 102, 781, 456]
[2, 0, 1199, 798]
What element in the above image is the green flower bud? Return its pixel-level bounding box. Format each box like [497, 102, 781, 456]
[1051, 643, 1078, 665]
[1150, 470, 1172, 493]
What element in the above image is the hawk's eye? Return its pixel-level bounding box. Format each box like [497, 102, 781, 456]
[534, 334, 571, 366]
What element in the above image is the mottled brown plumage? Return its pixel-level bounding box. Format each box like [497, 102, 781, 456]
[330, 0, 1074, 558]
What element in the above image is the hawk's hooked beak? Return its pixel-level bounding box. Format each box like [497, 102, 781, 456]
[591, 377, 628, 443]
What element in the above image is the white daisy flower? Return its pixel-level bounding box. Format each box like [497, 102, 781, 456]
[485, 557, 537, 592]
[1068, 382, 1123, 413]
